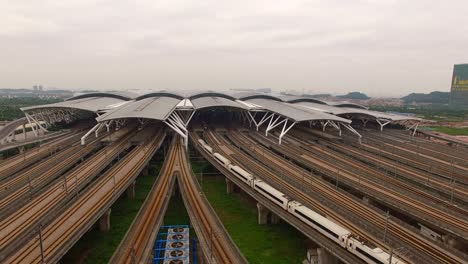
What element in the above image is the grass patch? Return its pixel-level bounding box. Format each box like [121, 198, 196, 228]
[61, 158, 163, 264]
[190, 158, 306, 264]
[426, 126, 468, 136]
[162, 191, 193, 239]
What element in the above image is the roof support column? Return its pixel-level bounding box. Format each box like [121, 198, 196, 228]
[29, 113, 48, 133]
[376, 119, 391, 131]
[258, 112, 274, 131]
[412, 122, 420, 137]
[329, 121, 342, 136]
[406, 121, 421, 137]
[95, 122, 106, 137]
[279, 120, 296, 145]
[321, 120, 329, 132]
[24, 112, 48, 136]
[266, 114, 282, 136]
[105, 120, 114, 132]
[164, 111, 193, 149]
[36, 111, 50, 128]
[24, 113, 38, 137]
[342, 124, 362, 144]
[81, 123, 100, 145]
[184, 110, 196, 127]
[362, 119, 369, 128]
[249, 111, 274, 132]
[246, 111, 259, 128]
[115, 119, 127, 130]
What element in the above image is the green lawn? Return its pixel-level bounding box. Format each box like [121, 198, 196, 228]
[427, 126, 468, 136]
[61, 159, 163, 264]
[190, 158, 306, 264]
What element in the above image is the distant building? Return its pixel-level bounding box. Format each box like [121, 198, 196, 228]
[450, 64, 468, 107]
[0, 88, 73, 99]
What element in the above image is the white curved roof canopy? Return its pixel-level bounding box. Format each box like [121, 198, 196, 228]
[191, 96, 248, 110]
[325, 101, 368, 109]
[66, 91, 136, 101]
[21, 97, 127, 113]
[97, 96, 182, 122]
[293, 101, 421, 122]
[245, 98, 351, 123]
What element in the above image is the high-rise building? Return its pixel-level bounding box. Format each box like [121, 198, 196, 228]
[450, 64, 468, 107]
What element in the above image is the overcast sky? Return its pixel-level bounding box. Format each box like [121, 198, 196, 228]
[1, 0, 467, 97]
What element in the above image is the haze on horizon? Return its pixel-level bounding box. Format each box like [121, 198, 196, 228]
[1, 0, 467, 97]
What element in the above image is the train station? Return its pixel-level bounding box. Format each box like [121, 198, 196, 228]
[0, 91, 466, 264]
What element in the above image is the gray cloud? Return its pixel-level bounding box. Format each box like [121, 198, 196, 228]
[0, 0, 467, 96]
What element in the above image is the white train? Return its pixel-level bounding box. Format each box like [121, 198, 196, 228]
[213, 153, 231, 167]
[288, 201, 350, 247]
[197, 138, 405, 264]
[253, 179, 290, 209]
[348, 238, 404, 264]
[228, 165, 253, 187]
[198, 139, 213, 154]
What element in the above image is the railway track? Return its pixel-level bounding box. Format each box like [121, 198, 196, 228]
[0, 128, 136, 257]
[292, 128, 468, 201]
[280, 132, 468, 213]
[190, 132, 365, 264]
[327, 138, 467, 200]
[110, 135, 178, 264]
[376, 130, 468, 163]
[0, 132, 82, 180]
[177, 138, 248, 264]
[1, 129, 165, 263]
[205, 130, 467, 263]
[0, 135, 104, 215]
[357, 137, 468, 185]
[243, 130, 468, 225]
[364, 132, 468, 169]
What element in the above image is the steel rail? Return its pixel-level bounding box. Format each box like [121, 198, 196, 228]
[177, 138, 248, 264]
[0, 129, 136, 258]
[273, 131, 468, 215]
[363, 131, 468, 164]
[0, 134, 105, 214]
[292, 128, 468, 200]
[0, 132, 82, 180]
[359, 139, 467, 183]
[2, 130, 165, 264]
[110, 135, 178, 264]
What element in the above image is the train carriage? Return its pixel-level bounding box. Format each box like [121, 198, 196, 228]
[253, 179, 290, 209]
[347, 238, 406, 264]
[228, 164, 254, 186]
[213, 153, 231, 167]
[288, 201, 351, 247]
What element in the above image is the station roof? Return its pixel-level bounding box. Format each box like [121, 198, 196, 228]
[97, 96, 181, 122]
[245, 98, 351, 123]
[233, 92, 283, 102]
[188, 91, 236, 100]
[293, 101, 421, 121]
[190, 96, 248, 110]
[136, 91, 185, 100]
[281, 96, 328, 105]
[325, 101, 368, 109]
[21, 96, 127, 113]
[66, 91, 136, 101]
[21, 90, 419, 124]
